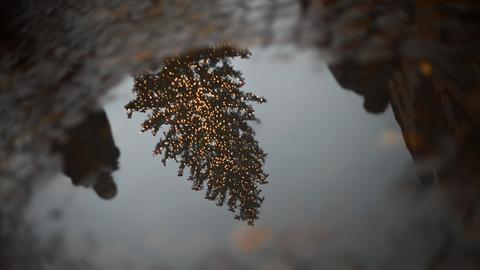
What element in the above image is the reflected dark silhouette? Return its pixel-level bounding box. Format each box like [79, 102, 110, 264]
[323, 1, 480, 183]
[55, 109, 120, 200]
[329, 60, 393, 114]
[325, 2, 480, 265]
[330, 57, 480, 270]
[126, 45, 268, 225]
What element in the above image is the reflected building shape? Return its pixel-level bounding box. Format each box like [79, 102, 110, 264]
[330, 56, 480, 270]
[324, 1, 480, 265]
[324, 1, 480, 189]
[125, 45, 268, 225]
[330, 58, 480, 186]
[56, 109, 120, 200]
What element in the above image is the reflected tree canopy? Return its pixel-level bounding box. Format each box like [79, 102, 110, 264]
[125, 45, 268, 225]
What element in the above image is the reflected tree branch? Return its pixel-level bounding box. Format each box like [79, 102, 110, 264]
[125, 45, 268, 225]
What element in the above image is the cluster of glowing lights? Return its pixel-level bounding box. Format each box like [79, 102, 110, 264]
[125, 45, 268, 224]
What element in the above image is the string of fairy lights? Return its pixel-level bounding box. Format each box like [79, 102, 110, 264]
[125, 45, 268, 224]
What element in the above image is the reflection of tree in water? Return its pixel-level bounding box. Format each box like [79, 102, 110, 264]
[125, 45, 268, 225]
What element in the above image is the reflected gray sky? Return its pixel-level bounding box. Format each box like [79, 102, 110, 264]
[26, 47, 430, 270]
